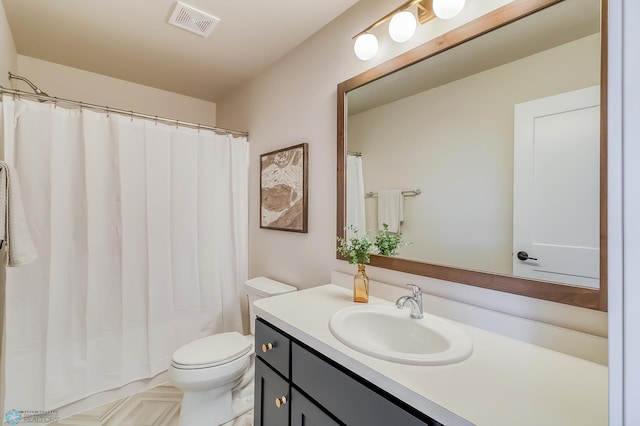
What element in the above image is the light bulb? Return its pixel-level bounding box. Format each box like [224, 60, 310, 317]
[388, 11, 417, 43]
[354, 33, 378, 61]
[433, 0, 466, 19]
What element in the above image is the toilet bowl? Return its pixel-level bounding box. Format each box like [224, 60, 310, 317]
[169, 277, 296, 426]
[169, 332, 254, 426]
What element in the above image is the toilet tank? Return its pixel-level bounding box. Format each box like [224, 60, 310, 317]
[244, 277, 297, 335]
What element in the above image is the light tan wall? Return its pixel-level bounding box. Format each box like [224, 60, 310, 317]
[0, 0, 17, 154]
[0, 1, 16, 87]
[217, 0, 607, 337]
[350, 34, 600, 275]
[15, 56, 217, 125]
[217, 0, 513, 286]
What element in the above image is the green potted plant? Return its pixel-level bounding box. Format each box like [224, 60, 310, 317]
[374, 223, 409, 256]
[337, 226, 374, 303]
[337, 225, 411, 303]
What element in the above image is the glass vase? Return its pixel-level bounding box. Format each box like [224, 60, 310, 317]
[353, 264, 369, 303]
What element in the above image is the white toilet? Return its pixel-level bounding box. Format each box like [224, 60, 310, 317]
[169, 277, 297, 426]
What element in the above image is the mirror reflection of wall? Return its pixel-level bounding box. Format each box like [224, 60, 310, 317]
[347, 32, 600, 277]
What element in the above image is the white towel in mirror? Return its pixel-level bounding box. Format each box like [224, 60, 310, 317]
[346, 155, 366, 238]
[377, 190, 403, 233]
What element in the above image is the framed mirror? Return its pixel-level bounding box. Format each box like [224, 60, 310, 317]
[337, 0, 607, 311]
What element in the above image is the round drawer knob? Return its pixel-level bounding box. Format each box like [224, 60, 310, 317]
[261, 342, 273, 353]
[275, 395, 287, 408]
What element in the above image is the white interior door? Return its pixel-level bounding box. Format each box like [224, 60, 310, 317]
[513, 86, 600, 288]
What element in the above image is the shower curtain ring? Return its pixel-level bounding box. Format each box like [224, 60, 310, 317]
[106, 107, 109, 117]
[155, 116, 158, 126]
[130, 111, 133, 122]
[176, 120, 179, 129]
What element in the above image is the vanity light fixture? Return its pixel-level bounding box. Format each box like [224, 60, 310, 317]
[353, 0, 465, 60]
[389, 10, 417, 42]
[354, 33, 379, 61]
[432, 0, 466, 20]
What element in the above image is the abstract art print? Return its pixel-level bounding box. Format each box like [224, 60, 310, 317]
[260, 143, 308, 232]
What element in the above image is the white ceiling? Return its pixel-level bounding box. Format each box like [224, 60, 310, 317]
[3, 0, 359, 102]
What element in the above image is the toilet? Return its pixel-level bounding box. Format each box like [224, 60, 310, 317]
[169, 277, 297, 426]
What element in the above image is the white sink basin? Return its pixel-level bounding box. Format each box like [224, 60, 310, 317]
[329, 305, 473, 365]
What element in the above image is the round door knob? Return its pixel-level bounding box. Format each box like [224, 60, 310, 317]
[275, 395, 287, 408]
[261, 342, 273, 353]
[517, 251, 538, 261]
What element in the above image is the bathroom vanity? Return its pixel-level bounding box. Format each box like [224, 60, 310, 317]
[255, 318, 441, 425]
[252, 285, 607, 426]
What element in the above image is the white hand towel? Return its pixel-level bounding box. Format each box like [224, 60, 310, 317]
[377, 190, 403, 233]
[0, 162, 38, 266]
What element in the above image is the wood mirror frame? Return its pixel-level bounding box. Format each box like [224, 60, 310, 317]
[336, 0, 607, 311]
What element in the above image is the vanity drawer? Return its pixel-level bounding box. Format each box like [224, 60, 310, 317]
[291, 342, 441, 426]
[255, 318, 291, 378]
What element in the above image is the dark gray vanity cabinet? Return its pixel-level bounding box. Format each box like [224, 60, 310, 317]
[255, 357, 289, 426]
[254, 319, 292, 426]
[254, 317, 443, 426]
[255, 355, 340, 426]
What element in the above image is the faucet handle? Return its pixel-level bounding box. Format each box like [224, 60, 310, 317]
[406, 284, 422, 298]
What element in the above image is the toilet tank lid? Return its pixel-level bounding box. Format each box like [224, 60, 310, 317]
[172, 332, 252, 366]
[245, 277, 297, 297]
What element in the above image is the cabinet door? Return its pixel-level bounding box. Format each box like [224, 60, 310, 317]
[255, 357, 289, 426]
[290, 388, 340, 426]
[292, 343, 437, 426]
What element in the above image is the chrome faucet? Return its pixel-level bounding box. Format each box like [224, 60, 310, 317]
[395, 284, 424, 319]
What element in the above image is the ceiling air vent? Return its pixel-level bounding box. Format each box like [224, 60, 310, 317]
[168, 1, 220, 37]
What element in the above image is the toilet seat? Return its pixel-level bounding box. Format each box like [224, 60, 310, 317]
[172, 332, 252, 370]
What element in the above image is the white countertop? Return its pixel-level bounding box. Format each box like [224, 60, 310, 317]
[253, 284, 608, 426]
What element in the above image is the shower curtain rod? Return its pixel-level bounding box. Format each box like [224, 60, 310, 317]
[0, 86, 249, 138]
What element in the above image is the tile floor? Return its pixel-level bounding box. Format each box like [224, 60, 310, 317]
[55, 385, 253, 426]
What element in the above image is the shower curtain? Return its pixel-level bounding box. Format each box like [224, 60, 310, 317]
[1, 95, 248, 411]
[346, 154, 366, 239]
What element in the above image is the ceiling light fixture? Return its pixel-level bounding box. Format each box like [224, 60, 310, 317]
[353, 0, 465, 60]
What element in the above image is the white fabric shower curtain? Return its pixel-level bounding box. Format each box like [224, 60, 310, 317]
[1, 96, 249, 411]
[346, 154, 366, 239]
